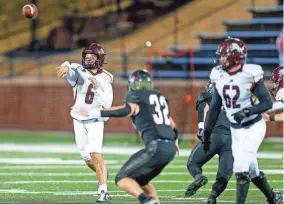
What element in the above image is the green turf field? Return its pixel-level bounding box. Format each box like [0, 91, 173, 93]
[0, 133, 283, 203]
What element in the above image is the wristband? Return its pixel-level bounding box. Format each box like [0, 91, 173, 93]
[269, 115, 275, 121]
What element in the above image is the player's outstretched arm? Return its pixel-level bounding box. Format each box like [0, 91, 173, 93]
[56, 61, 79, 87]
[78, 102, 139, 118]
[101, 102, 139, 117]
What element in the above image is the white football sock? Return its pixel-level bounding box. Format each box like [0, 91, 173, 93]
[98, 184, 108, 193]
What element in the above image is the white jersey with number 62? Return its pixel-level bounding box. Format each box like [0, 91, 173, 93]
[210, 64, 264, 124]
[66, 63, 113, 121]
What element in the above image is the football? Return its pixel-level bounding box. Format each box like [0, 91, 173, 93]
[22, 4, 38, 19]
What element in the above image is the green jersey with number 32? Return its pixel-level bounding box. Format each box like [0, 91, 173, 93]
[124, 90, 175, 145]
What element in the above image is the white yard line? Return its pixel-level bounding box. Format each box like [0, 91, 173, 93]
[0, 170, 282, 176]
[0, 164, 282, 170]
[0, 144, 282, 159]
[2, 180, 283, 184]
[1, 189, 283, 194]
[0, 158, 118, 165]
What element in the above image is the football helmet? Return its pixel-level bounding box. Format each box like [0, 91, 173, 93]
[205, 80, 215, 94]
[270, 66, 284, 97]
[216, 37, 247, 71]
[128, 69, 153, 91]
[82, 43, 106, 69]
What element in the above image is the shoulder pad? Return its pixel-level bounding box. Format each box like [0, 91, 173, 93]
[243, 64, 264, 83]
[124, 91, 140, 104]
[196, 92, 211, 110]
[210, 65, 223, 83]
[102, 69, 114, 84]
[70, 63, 82, 70]
[276, 88, 284, 103]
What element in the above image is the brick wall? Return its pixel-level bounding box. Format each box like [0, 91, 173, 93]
[0, 79, 282, 136]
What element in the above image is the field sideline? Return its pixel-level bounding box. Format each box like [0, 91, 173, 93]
[0, 133, 283, 203]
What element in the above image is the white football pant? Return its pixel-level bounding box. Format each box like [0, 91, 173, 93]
[230, 119, 266, 178]
[73, 119, 104, 160]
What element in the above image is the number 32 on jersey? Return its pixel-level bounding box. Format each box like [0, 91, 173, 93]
[149, 94, 171, 125]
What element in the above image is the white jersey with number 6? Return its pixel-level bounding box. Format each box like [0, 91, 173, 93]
[66, 63, 113, 121]
[210, 64, 264, 124]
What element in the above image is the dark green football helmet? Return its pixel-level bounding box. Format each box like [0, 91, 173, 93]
[128, 69, 153, 91]
[205, 80, 215, 94]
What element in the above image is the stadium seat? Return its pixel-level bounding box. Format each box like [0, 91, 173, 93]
[195, 31, 281, 44]
[221, 18, 283, 31]
[246, 6, 283, 18]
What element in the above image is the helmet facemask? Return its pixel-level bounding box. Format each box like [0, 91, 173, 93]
[82, 43, 106, 70]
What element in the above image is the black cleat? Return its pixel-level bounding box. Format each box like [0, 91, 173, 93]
[96, 191, 112, 203]
[207, 195, 216, 204]
[268, 191, 283, 204]
[185, 176, 208, 197]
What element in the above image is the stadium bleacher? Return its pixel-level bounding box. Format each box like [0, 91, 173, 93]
[149, 5, 283, 79]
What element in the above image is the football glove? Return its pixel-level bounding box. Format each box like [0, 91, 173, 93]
[202, 138, 211, 152]
[232, 108, 251, 124]
[197, 128, 204, 142]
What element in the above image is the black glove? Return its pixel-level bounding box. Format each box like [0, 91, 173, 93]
[202, 130, 211, 152]
[232, 108, 251, 124]
[203, 138, 211, 152]
[173, 128, 179, 140]
[197, 128, 204, 142]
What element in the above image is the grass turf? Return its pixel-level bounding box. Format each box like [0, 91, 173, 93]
[0, 133, 283, 203]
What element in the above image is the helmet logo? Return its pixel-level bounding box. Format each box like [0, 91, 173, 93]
[279, 69, 284, 77]
[230, 43, 244, 53]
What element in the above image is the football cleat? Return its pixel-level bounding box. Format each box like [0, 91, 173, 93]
[185, 176, 208, 197]
[207, 195, 216, 204]
[140, 198, 158, 204]
[268, 191, 283, 204]
[96, 191, 112, 203]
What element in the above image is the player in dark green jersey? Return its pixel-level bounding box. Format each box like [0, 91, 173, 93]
[78, 70, 178, 204]
[185, 81, 233, 204]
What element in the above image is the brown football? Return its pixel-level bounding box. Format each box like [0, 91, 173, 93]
[22, 4, 38, 19]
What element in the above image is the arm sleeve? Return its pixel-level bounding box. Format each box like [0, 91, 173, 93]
[101, 103, 132, 117]
[197, 102, 207, 123]
[204, 89, 222, 137]
[247, 82, 273, 115]
[95, 83, 113, 108]
[66, 64, 79, 87]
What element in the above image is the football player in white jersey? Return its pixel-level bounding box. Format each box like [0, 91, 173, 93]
[262, 66, 284, 121]
[203, 37, 282, 204]
[56, 43, 113, 203]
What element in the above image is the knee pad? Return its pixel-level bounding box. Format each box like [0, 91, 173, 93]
[215, 177, 229, 186]
[235, 172, 250, 185]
